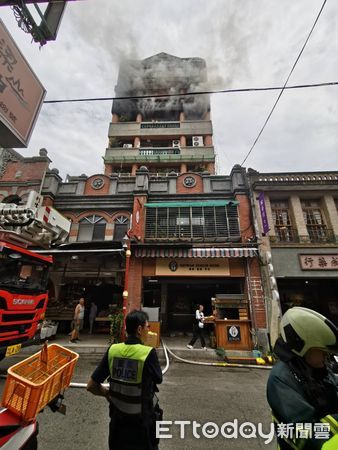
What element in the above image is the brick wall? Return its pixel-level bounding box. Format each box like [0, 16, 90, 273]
[236, 194, 255, 241]
[176, 173, 203, 193]
[84, 176, 110, 195]
[246, 259, 266, 328]
[1, 161, 47, 182]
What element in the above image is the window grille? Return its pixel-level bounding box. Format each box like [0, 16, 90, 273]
[145, 205, 240, 241]
[271, 203, 295, 242]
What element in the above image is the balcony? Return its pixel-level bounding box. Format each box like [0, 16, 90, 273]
[272, 227, 299, 243]
[270, 227, 335, 244]
[139, 148, 180, 156]
[108, 120, 213, 138]
[104, 146, 215, 164]
[307, 227, 335, 243]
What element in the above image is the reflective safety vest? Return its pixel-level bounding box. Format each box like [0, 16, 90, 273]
[272, 413, 338, 450]
[108, 343, 153, 416]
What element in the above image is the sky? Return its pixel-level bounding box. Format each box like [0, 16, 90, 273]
[0, 0, 337, 179]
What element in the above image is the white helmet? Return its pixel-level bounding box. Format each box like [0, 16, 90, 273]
[280, 307, 338, 357]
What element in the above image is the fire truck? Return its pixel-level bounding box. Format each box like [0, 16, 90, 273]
[0, 191, 70, 360]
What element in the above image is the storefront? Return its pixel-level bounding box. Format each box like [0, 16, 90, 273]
[272, 249, 338, 324]
[136, 246, 259, 349]
[38, 242, 126, 330]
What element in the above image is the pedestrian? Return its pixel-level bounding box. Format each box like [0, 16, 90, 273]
[267, 307, 338, 449]
[70, 297, 85, 343]
[89, 301, 98, 334]
[187, 304, 206, 350]
[87, 310, 163, 450]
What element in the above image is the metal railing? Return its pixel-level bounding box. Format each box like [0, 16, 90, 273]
[139, 148, 180, 156]
[307, 227, 335, 243]
[274, 227, 299, 243]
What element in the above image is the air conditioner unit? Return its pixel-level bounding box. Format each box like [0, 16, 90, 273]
[172, 140, 180, 148]
[123, 144, 133, 148]
[192, 136, 203, 147]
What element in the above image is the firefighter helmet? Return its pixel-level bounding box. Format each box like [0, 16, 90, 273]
[280, 307, 338, 357]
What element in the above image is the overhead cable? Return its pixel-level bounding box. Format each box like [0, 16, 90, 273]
[240, 0, 327, 166]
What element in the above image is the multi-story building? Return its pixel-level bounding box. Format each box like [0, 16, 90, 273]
[104, 52, 215, 176]
[0, 54, 267, 350]
[248, 169, 338, 343]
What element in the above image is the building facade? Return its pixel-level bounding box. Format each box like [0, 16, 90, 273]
[0, 53, 268, 348]
[248, 169, 338, 343]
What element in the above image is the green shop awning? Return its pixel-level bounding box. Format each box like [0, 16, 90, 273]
[144, 200, 239, 208]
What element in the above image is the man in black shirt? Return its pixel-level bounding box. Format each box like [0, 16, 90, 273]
[87, 310, 163, 450]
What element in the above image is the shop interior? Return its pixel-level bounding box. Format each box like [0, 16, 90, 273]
[278, 278, 338, 324]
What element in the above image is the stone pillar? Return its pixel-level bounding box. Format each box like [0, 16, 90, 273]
[68, 223, 78, 243]
[206, 162, 215, 174]
[263, 194, 276, 237]
[180, 163, 187, 173]
[131, 164, 138, 176]
[180, 135, 186, 147]
[168, 173, 177, 194]
[136, 113, 142, 123]
[289, 195, 309, 242]
[112, 113, 119, 123]
[204, 135, 213, 146]
[202, 172, 211, 193]
[134, 137, 140, 148]
[321, 194, 338, 242]
[179, 112, 185, 121]
[105, 223, 114, 240]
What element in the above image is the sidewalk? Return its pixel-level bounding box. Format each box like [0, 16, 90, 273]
[19, 333, 256, 363]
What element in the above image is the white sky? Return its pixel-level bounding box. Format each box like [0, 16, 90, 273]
[1, 0, 337, 179]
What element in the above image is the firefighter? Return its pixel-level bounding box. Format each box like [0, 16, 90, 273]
[267, 307, 338, 449]
[87, 310, 162, 450]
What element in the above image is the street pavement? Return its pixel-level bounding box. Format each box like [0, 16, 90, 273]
[0, 351, 275, 450]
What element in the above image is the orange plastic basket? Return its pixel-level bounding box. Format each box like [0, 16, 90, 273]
[1, 343, 79, 422]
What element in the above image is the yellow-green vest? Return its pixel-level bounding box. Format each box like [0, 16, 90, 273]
[108, 343, 153, 415]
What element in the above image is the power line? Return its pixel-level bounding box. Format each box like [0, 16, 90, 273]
[240, 0, 327, 166]
[43, 80, 338, 104]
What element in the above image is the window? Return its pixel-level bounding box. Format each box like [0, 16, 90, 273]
[113, 216, 129, 241]
[145, 205, 240, 241]
[301, 200, 328, 242]
[77, 215, 107, 242]
[271, 201, 295, 242]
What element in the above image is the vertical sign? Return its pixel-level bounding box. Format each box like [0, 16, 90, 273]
[258, 192, 270, 235]
[0, 19, 46, 147]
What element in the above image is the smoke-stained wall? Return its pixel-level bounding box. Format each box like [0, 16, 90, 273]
[112, 53, 210, 121]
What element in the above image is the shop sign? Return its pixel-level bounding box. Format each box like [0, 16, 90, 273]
[155, 258, 230, 277]
[227, 325, 241, 342]
[299, 254, 338, 270]
[258, 192, 270, 235]
[0, 20, 46, 147]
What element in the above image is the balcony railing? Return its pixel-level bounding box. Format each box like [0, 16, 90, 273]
[307, 227, 335, 243]
[274, 227, 299, 243]
[270, 227, 335, 244]
[139, 148, 180, 156]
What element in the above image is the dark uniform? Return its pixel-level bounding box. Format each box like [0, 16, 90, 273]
[267, 338, 338, 449]
[91, 336, 162, 450]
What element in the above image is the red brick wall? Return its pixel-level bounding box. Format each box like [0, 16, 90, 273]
[245, 258, 266, 328]
[1, 161, 47, 182]
[236, 194, 255, 242]
[84, 176, 110, 195]
[177, 173, 203, 193]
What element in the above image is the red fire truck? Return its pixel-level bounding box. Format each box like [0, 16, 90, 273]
[0, 191, 70, 360]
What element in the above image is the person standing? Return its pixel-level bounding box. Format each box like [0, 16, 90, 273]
[87, 310, 163, 450]
[70, 297, 85, 343]
[89, 301, 98, 334]
[267, 307, 338, 449]
[187, 304, 206, 350]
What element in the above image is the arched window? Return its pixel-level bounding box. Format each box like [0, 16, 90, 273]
[78, 215, 107, 242]
[113, 215, 129, 241]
